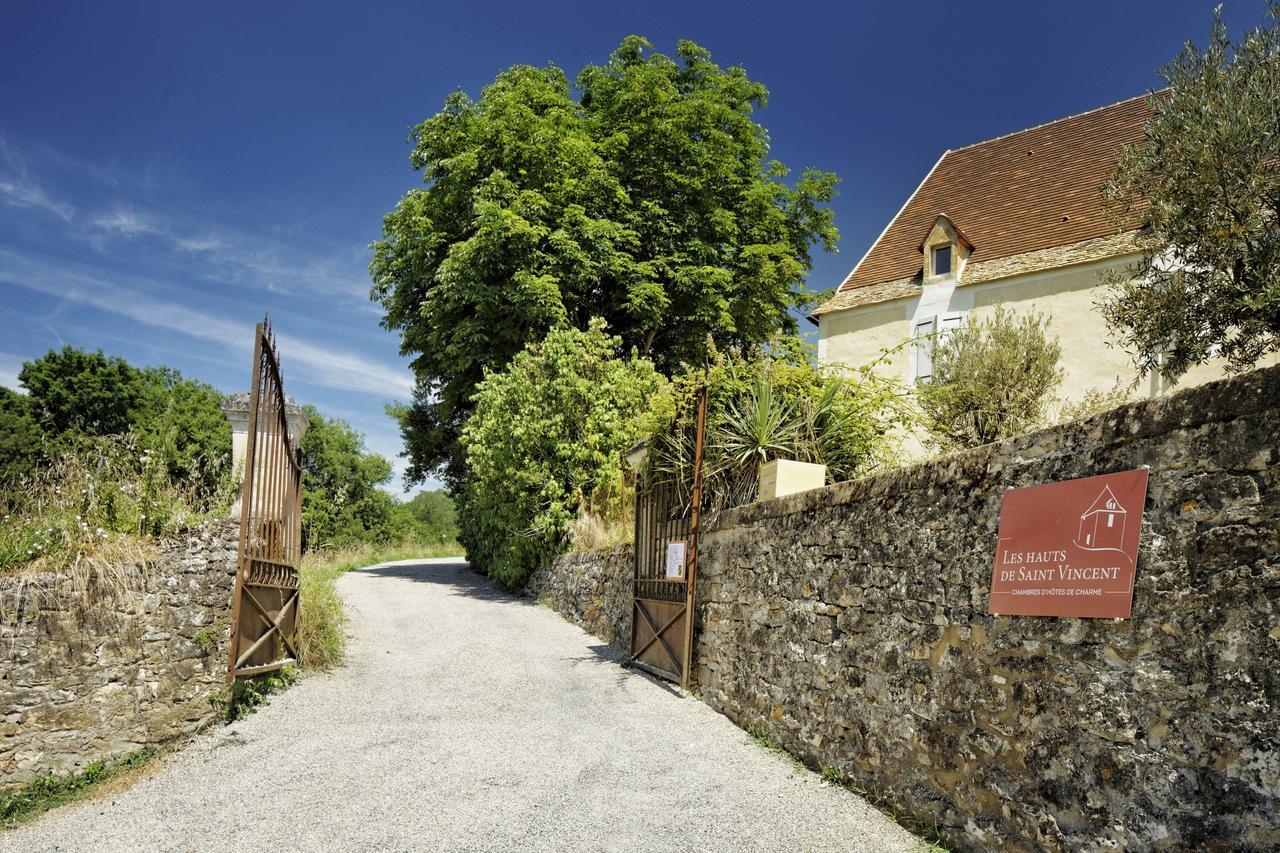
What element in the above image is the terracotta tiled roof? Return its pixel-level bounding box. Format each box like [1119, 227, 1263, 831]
[835, 93, 1154, 294]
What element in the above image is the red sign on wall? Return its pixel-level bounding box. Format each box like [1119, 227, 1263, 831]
[989, 469, 1148, 618]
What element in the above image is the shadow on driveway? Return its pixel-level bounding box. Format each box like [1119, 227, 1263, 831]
[356, 558, 524, 604]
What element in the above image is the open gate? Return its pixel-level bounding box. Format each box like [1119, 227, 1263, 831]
[627, 388, 706, 686]
[226, 317, 303, 683]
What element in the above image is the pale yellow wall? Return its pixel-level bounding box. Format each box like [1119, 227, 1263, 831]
[818, 255, 1278, 456]
[966, 260, 1137, 402]
[818, 300, 910, 379]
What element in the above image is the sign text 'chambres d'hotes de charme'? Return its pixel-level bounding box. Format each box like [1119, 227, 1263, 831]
[989, 468, 1149, 619]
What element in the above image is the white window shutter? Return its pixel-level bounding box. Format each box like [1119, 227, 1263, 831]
[914, 319, 935, 382]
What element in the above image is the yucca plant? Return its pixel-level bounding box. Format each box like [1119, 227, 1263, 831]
[715, 375, 804, 468]
[644, 337, 912, 512]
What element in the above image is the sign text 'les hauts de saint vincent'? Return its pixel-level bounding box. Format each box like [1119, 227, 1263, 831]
[989, 469, 1149, 619]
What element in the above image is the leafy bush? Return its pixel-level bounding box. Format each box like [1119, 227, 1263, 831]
[0, 387, 44, 487]
[1058, 382, 1132, 423]
[649, 338, 911, 510]
[18, 346, 144, 436]
[132, 367, 232, 496]
[460, 320, 669, 586]
[917, 307, 1063, 451]
[299, 406, 403, 550]
[396, 490, 458, 544]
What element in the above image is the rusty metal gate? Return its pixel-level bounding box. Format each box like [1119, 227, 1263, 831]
[627, 387, 706, 686]
[226, 317, 303, 683]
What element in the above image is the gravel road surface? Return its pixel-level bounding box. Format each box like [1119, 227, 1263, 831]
[2, 558, 920, 852]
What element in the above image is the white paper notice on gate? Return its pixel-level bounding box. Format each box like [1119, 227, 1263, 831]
[665, 540, 687, 580]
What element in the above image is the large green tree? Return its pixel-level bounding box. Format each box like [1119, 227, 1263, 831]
[13, 348, 230, 493]
[1101, 3, 1280, 379]
[133, 367, 232, 493]
[371, 36, 838, 485]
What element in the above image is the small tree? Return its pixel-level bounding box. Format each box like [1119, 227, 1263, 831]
[299, 407, 400, 550]
[918, 308, 1063, 451]
[1101, 3, 1280, 380]
[459, 320, 668, 587]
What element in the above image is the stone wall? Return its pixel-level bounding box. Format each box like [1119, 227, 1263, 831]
[1, 519, 238, 789]
[527, 544, 631, 651]
[537, 364, 1280, 851]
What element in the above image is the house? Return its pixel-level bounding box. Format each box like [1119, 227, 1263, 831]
[813, 93, 1273, 409]
[1077, 484, 1126, 550]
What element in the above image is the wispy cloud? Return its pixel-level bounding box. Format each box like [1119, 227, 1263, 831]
[0, 138, 77, 223]
[278, 332, 414, 397]
[0, 351, 27, 393]
[0, 177, 75, 222]
[84, 203, 375, 306]
[2, 137, 377, 311]
[91, 208, 160, 237]
[0, 248, 413, 399]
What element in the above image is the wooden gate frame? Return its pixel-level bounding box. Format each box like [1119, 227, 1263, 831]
[226, 317, 303, 683]
[627, 386, 706, 687]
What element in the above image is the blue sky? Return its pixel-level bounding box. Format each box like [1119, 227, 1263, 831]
[0, 0, 1262, 494]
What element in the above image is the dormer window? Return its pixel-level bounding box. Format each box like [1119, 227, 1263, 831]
[920, 213, 972, 282]
[932, 245, 952, 277]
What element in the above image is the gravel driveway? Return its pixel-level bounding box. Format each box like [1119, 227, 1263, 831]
[2, 558, 920, 852]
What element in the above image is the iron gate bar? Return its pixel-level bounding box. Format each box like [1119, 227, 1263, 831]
[681, 387, 707, 686]
[627, 385, 707, 687]
[226, 316, 303, 683]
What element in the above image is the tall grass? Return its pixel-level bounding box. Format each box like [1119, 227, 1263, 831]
[0, 434, 234, 629]
[0, 433, 233, 577]
[296, 540, 465, 670]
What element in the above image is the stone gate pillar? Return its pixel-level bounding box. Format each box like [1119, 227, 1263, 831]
[220, 392, 309, 516]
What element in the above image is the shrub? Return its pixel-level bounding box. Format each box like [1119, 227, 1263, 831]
[460, 320, 669, 586]
[15, 348, 231, 488]
[917, 308, 1063, 451]
[649, 338, 911, 510]
[0, 388, 44, 488]
[1058, 382, 1132, 423]
[299, 406, 400, 550]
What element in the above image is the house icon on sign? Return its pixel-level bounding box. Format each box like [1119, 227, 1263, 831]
[1076, 485, 1126, 550]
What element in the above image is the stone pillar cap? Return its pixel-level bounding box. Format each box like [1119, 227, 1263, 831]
[220, 391, 305, 418]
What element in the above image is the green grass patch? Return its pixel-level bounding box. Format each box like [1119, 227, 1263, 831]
[1, 747, 160, 828]
[212, 665, 301, 722]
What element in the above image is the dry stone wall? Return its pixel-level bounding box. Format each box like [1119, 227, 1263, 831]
[537, 364, 1280, 851]
[1, 519, 237, 789]
[528, 544, 631, 651]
